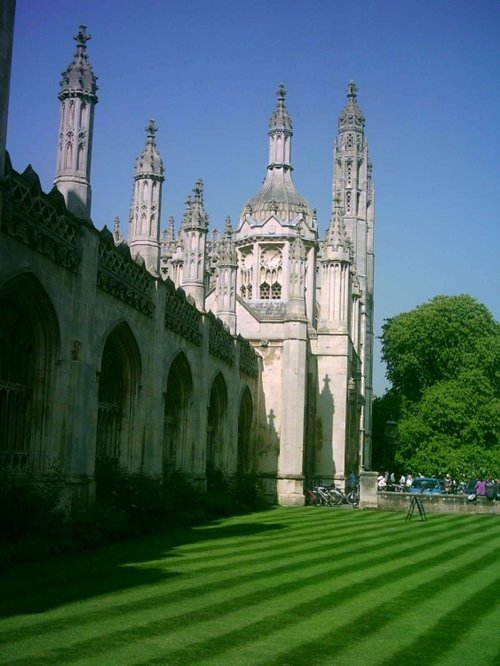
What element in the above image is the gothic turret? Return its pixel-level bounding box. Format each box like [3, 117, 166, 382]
[128, 119, 164, 274]
[240, 84, 315, 234]
[319, 197, 352, 331]
[332, 81, 373, 284]
[54, 25, 98, 219]
[180, 179, 208, 309]
[332, 81, 375, 469]
[236, 85, 317, 316]
[215, 217, 237, 333]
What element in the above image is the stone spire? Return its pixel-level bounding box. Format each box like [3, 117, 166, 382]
[325, 195, 351, 260]
[240, 84, 315, 231]
[319, 197, 352, 332]
[337, 81, 365, 134]
[268, 83, 292, 170]
[182, 179, 209, 231]
[332, 81, 375, 469]
[54, 25, 98, 219]
[180, 179, 208, 308]
[215, 217, 237, 333]
[128, 119, 165, 274]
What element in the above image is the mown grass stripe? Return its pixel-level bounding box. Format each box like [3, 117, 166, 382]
[0, 511, 498, 666]
[0, 513, 481, 648]
[3, 519, 496, 664]
[155, 543, 500, 666]
[263, 546, 500, 666]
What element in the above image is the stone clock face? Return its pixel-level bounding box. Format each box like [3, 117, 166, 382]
[261, 247, 282, 269]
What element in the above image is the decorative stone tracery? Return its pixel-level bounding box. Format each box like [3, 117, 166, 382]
[97, 228, 155, 316]
[1, 157, 82, 271]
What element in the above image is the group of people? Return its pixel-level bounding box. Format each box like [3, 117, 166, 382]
[469, 479, 500, 501]
[376, 470, 500, 498]
[376, 471, 410, 492]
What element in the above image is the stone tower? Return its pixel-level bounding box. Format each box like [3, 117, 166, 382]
[180, 179, 209, 309]
[54, 25, 98, 219]
[332, 81, 374, 469]
[234, 84, 318, 505]
[128, 119, 165, 274]
[315, 195, 359, 483]
[215, 217, 237, 334]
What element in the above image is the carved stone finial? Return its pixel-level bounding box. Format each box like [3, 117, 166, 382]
[74, 25, 91, 50]
[193, 179, 204, 203]
[145, 119, 158, 139]
[113, 216, 123, 244]
[276, 82, 286, 101]
[347, 80, 357, 101]
[224, 216, 233, 239]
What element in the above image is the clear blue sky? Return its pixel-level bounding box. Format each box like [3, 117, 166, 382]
[7, 0, 500, 395]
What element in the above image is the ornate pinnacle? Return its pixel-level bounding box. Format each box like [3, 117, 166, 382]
[224, 216, 233, 239]
[269, 82, 292, 132]
[145, 119, 158, 140]
[338, 80, 364, 133]
[347, 80, 357, 101]
[74, 25, 91, 52]
[193, 178, 204, 202]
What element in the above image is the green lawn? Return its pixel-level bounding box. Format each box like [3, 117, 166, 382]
[1, 507, 499, 665]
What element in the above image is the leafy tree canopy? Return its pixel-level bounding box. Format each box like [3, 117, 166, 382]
[381, 295, 498, 403]
[375, 295, 500, 479]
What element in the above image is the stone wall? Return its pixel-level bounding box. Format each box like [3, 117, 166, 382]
[376, 491, 500, 515]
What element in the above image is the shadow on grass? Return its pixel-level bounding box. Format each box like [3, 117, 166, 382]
[0, 516, 283, 619]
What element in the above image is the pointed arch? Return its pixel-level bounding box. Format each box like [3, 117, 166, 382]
[76, 143, 84, 171]
[237, 386, 254, 474]
[96, 322, 141, 468]
[68, 99, 75, 125]
[64, 141, 73, 170]
[163, 351, 193, 473]
[206, 372, 228, 473]
[0, 273, 60, 470]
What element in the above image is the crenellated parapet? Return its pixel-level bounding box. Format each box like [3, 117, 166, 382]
[164, 277, 203, 345]
[97, 227, 155, 316]
[207, 311, 235, 366]
[1, 153, 83, 270]
[237, 335, 259, 378]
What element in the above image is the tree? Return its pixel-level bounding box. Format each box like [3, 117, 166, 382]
[376, 295, 500, 478]
[381, 295, 498, 403]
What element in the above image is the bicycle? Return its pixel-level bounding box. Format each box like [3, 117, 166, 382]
[305, 482, 339, 506]
[331, 484, 359, 507]
[306, 481, 359, 508]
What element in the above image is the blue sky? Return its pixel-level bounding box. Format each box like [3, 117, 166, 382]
[6, 0, 500, 394]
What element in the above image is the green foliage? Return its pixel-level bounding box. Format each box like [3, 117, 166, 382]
[378, 295, 500, 477]
[1, 459, 268, 568]
[0, 468, 66, 541]
[371, 389, 402, 472]
[381, 295, 498, 402]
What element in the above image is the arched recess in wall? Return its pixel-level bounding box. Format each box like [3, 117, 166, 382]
[237, 387, 254, 475]
[96, 322, 141, 469]
[0, 273, 59, 471]
[163, 351, 192, 474]
[206, 372, 228, 474]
